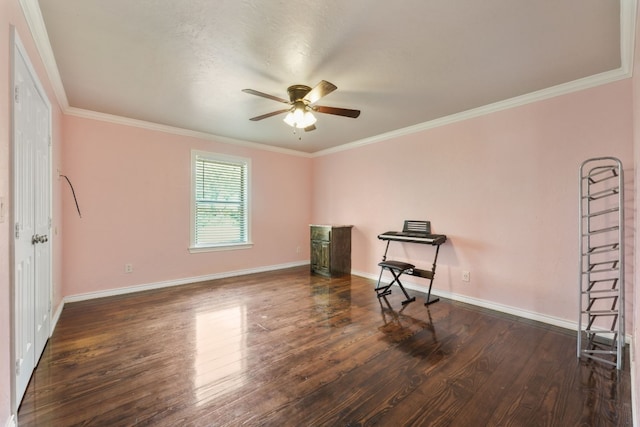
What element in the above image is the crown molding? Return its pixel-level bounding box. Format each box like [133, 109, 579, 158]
[64, 107, 313, 157]
[620, 0, 638, 74]
[314, 0, 637, 157]
[18, 0, 69, 109]
[18, 0, 312, 158]
[20, 0, 637, 159]
[313, 67, 631, 157]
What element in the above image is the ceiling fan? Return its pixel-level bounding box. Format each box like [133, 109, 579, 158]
[242, 80, 360, 132]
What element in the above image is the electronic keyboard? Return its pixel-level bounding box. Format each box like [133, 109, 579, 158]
[377, 231, 447, 245]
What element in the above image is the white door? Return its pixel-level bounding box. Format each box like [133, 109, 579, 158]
[13, 34, 52, 404]
[33, 76, 51, 361]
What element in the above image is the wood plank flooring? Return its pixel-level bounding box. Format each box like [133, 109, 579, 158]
[19, 266, 632, 426]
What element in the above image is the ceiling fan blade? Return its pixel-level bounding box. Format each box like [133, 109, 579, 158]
[304, 124, 316, 132]
[249, 109, 291, 121]
[242, 88, 289, 104]
[303, 80, 337, 104]
[313, 105, 361, 118]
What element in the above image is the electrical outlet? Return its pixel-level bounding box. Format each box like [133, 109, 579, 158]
[462, 270, 470, 282]
[296, 246, 301, 254]
[125, 263, 133, 273]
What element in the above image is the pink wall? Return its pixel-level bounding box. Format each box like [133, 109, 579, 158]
[1, 0, 65, 422]
[1, 0, 638, 423]
[61, 115, 312, 297]
[312, 80, 634, 326]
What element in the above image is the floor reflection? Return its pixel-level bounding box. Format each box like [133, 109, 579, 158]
[377, 297, 437, 345]
[310, 280, 352, 327]
[194, 305, 247, 405]
[579, 354, 630, 423]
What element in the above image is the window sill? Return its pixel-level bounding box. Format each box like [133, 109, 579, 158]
[189, 242, 254, 253]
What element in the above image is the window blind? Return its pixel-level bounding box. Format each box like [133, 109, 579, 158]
[194, 156, 247, 246]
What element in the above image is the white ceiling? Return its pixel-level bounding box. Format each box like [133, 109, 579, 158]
[30, 0, 632, 154]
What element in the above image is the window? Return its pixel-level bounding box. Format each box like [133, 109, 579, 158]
[190, 151, 251, 252]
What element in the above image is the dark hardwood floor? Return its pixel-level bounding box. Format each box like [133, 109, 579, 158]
[19, 266, 632, 426]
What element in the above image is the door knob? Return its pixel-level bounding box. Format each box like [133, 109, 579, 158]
[31, 234, 48, 244]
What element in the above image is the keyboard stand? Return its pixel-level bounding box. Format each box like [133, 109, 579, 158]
[376, 229, 444, 307]
[375, 260, 416, 305]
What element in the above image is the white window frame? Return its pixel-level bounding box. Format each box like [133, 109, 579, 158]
[189, 150, 252, 253]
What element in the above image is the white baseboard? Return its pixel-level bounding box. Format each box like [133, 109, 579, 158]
[352, 269, 632, 343]
[56, 264, 629, 343]
[51, 299, 64, 334]
[55, 263, 631, 345]
[52, 262, 310, 340]
[632, 342, 638, 427]
[64, 261, 310, 304]
[4, 414, 16, 427]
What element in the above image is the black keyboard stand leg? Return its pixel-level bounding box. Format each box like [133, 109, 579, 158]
[387, 268, 415, 305]
[424, 294, 440, 305]
[423, 276, 440, 305]
[375, 268, 393, 299]
[424, 244, 441, 306]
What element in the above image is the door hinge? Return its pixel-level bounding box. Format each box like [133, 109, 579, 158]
[15, 222, 20, 239]
[14, 85, 19, 103]
[15, 360, 20, 376]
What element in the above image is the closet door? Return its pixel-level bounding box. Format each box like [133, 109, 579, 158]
[13, 34, 52, 404]
[33, 80, 51, 362]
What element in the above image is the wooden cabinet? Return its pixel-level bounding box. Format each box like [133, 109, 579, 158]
[310, 225, 352, 277]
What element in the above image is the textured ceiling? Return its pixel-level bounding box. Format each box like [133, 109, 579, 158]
[34, 0, 625, 154]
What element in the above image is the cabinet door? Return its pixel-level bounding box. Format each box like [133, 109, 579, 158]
[311, 240, 331, 275]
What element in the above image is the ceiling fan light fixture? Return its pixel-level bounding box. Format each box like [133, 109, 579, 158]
[302, 111, 317, 128]
[283, 106, 316, 129]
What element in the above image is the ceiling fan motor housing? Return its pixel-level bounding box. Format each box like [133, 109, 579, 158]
[287, 85, 312, 103]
